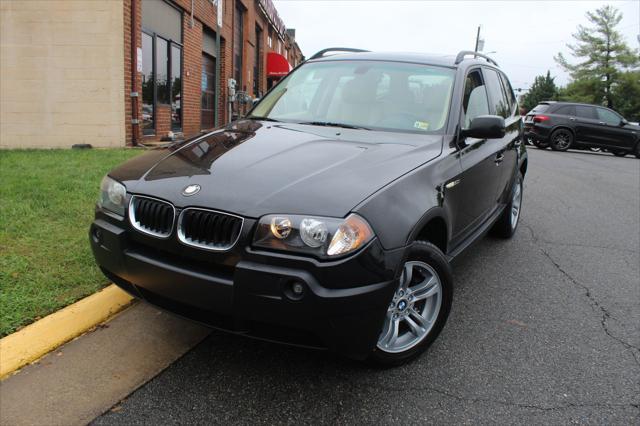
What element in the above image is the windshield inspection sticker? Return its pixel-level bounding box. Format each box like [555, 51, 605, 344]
[414, 121, 430, 130]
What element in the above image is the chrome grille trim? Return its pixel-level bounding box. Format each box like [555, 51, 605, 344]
[128, 195, 176, 239]
[177, 207, 244, 251]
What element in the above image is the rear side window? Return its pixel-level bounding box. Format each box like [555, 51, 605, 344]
[462, 69, 489, 128]
[483, 68, 510, 118]
[596, 108, 621, 125]
[553, 105, 575, 116]
[531, 104, 550, 114]
[498, 72, 517, 116]
[575, 105, 596, 119]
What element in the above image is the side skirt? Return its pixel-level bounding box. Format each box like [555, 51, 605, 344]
[446, 203, 506, 262]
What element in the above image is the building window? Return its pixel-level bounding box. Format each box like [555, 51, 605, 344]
[156, 37, 169, 105]
[170, 44, 182, 130]
[141, 0, 182, 135]
[142, 33, 182, 134]
[141, 32, 154, 134]
[254, 25, 263, 97]
[233, 2, 244, 89]
[268, 28, 273, 48]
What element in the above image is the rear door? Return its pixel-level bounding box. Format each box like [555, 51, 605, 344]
[573, 105, 600, 144]
[593, 107, 636, 150]
[484, 68, 520, 203]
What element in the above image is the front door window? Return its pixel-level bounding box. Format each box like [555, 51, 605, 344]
[596, 108, 621, 125]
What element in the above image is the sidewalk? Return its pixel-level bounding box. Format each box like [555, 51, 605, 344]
[0, 303, 210, 426]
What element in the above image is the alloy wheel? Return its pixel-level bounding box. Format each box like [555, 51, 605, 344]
[511, 180, 522, 229]
[377, 261, 442, 353]
[552, 131, 572, 150]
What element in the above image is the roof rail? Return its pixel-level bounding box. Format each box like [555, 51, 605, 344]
[455, 51, 499, 66]
[308, 47, 370, 61]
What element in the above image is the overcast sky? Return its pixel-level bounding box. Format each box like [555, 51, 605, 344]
[273, 0, 640, 93]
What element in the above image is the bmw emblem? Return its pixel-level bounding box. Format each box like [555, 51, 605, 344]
[182, 184, 201, 196]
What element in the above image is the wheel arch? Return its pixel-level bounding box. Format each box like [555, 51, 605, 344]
[519, 157, 528, 177]
[550, 125, 575, 137]
[406, 208, 450, 255]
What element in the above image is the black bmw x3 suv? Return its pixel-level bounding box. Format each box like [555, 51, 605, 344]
[90, 49, 527, 366]
[524, 101, 640, 158]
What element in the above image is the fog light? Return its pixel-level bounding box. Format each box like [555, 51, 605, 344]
[292, 282, 304, 295]
[284, 279, 305, 301]
[92, 227, 103, 244]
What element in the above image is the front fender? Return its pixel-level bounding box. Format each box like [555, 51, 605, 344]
[353, 149, 460, 251]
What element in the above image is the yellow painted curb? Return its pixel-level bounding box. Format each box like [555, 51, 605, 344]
[0, 284, 133, 379]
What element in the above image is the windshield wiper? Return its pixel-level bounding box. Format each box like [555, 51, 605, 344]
[247, 116, 281, 123]
[298, 121, 371, 130]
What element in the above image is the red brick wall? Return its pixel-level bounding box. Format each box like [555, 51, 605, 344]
[123, 0, 142, 145]
[182, 14, 203, 137]
[155, 104, 172, 136]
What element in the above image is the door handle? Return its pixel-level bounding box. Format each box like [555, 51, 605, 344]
[598, 122, 606, 125]
[495, 153, 504, 165]
[569, 117, 577, 121]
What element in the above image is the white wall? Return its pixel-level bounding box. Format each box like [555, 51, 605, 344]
[1, 0, 125, 148]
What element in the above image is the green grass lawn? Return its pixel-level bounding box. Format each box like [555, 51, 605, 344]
[0, 149, 143, 337]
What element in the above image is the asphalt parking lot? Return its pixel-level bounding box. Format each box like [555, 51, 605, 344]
[94, 148, 639, 425]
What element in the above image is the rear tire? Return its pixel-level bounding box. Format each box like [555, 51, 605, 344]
[368, 242, 453, 367]
[491, 172, 523, 239]
[635, 144, 640, 159]
[612, 150, 628, 157]
[549, 129, 573, 151]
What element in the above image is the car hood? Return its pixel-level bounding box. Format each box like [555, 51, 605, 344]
[111, 120, 443, 218]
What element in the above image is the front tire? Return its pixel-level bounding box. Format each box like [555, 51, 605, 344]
[635, 144, 640, 159]
[369, 242, 453, 367]
[491, 172, 523, 238]
[612, 149, 628, 157]
[550, 128, 573, 151]
[532, 139, 549, 149]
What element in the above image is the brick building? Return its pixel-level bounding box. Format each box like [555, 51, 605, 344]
[0, 0, 303, 148]
[127, 0, 304, 146]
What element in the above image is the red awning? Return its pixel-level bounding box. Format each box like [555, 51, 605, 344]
[266, 52, 291, 78]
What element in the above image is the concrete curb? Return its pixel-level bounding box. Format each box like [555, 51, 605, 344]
[0, 284, 133, 379]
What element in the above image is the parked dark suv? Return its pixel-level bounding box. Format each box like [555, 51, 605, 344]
[524, 101, 640, 158]
[90, 49, 527, 366]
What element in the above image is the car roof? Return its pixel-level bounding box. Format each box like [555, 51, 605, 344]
[307, 51, 497, 69]
[540, 101, 609, 108]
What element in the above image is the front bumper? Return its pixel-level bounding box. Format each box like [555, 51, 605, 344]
[89, 211, 404, 360]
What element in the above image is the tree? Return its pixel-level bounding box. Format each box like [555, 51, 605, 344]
[522, 71, 558, 111]
[610, 71, 640, 121]
[555, 5, 639, 108]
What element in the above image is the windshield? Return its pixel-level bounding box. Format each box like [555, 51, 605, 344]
[250, 60, 455, 134]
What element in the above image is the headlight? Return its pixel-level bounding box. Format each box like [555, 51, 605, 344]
[253, 213, 374, 258]
[98, 175, 127, 217]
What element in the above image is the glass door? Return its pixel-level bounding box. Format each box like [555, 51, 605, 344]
[201, 53, 216, 130]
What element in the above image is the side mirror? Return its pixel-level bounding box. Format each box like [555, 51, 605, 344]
[252, 98, 261, 106]
[462, 115, 506, 139]
[620, 118, 628, 126]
